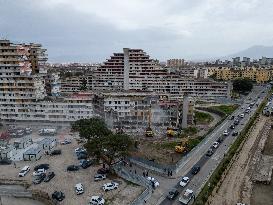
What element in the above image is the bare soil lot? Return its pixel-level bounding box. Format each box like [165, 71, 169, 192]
[251, 123, 273, 205]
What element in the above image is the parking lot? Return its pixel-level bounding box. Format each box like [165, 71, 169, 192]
[0, 124, 143, 205]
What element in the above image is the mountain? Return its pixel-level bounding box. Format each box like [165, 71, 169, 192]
[226, 45, 273, 59]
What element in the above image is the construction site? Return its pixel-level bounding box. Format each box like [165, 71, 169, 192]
[208, 112, 273, 205]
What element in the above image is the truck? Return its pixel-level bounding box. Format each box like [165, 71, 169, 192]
[178, 189, 195, 205]
[38, 128, 56, 135]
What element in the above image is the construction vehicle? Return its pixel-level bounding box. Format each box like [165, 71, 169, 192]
[175, 138, 189, 153]
[145, 104, 154, 137]
[166, 127, 178, 137]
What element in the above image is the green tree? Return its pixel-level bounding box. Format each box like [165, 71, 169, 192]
[232, 78, 253, 94]
[79, 78, 87, 91]
[71, 118, 133, 170]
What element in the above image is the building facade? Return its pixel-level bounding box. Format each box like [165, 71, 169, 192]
[0, 39, 95, 122]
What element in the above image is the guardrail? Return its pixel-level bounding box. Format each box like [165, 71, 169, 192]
[113, 162, 153, 205]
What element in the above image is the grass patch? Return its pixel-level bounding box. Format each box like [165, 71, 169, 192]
[195, 111, 213, 124]
[187, 137, 204, 150]
[183, 126, 198, 135]
[153, 141, 178, 150]
[210, 104, 238, 115]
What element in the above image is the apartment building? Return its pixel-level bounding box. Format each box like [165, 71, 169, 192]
[213, 67, 272, 83]
[92, 48, 230, 100]
[0, 39, 95, 122]
[167, 59, 185, 68]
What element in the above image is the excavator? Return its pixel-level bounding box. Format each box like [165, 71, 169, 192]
[166, 127, 178, 137]
[175, 138, 189, 153]
[145, 104, 154, 137]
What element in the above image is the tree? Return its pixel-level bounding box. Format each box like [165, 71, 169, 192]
[232, 78, 253, 94]
[79, 78, 87, 91]
[71, 118, 133, 170]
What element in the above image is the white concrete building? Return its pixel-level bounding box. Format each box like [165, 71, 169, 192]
[0, 39, 95, 122]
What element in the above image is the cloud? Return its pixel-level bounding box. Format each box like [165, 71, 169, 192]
[1, 0, 273, 62]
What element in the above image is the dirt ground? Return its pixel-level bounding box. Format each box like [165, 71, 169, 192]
[133, 110, 221, 165]
[0, 125, 143, 205]
[208, 115, 268, 205]
[251, 123, 273, 205]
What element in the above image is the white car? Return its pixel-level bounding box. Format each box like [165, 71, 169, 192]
[147, 177, 160, 187]
[212, 142, 219, 149]
[102, 182, 119, 191]
[179, 176, 190, 187]
[223, 130, 229, 136]
[94, 174, 106, 181]
[60, 139, 72, 145]
[74, 147, 86, 153]
[240, 113, 244, 118]
[19, 166, 30, 177]
[75, 183, 84, 195]
[25, 127, 32, 134]
[89, 196, 105, 205]
[33, 168, 46, 176]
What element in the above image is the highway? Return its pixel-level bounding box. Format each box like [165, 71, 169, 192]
[158, 85, 269, 205]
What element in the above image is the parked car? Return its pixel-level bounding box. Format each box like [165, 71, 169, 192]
[33, 173, 46, 184]
[77, 153, 87, 160]
[0, 159, 12, 165]
[167, 188, 179, 200]
[50, 149, 61, 156]
[147, 177, 160, 187]
[232, 131, 239, 136]
[94, 174, 107, 181]
[33, 168, 46, 176]
[89, 196, 105, 205]
[234, 119, 240, 125]
[81, 160, 93, 169]
[229, 125, 235, 129]
[25, 127, 32, 134]
[52, 191, 65, 201]
[18, 166, 30, 177]
[102, 182, 119, 191]
[240, 113, 244, 118]
[67, 165, 79, 171]
[34, 164, 49, 171]
[206, 148, 214, 156]
[97, 168, 110, 174]
[44, 172, 55, 182]
[223, 130, 229, 136]
[217, 136, 224, 143]
[75, 147, 86, 154]
[229, 115, 235, 120]
[191, 166, 200, 175]
[179, 176, 190, 187]
[75, 183, 84, 195]
[60, 139, 72, 145]
[212, 142, 219, 149]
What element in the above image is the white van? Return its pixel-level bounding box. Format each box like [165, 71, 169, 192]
[19, 166, 30, 177]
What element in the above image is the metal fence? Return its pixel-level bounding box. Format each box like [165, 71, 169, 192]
[113, 162, 153, 205]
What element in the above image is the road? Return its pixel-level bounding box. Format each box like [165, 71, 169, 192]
[155, 85, 269, 205]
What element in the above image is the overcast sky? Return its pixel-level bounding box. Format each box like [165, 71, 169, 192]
[1, 0, 273, 62]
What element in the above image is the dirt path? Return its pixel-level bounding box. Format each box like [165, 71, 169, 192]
[209, 115, 267, 205]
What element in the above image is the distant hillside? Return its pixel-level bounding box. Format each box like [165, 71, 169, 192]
[227, 45, 273, 59]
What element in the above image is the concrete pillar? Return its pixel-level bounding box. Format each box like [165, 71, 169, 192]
[123, 48, 130, 91]
[182, 95, 189, 129]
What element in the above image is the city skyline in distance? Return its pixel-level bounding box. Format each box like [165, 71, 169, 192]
[1, 0, 273, 62]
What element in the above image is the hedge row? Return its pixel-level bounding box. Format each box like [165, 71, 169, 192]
[194, 92, 270, 205]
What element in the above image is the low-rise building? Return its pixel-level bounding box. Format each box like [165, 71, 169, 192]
[23, 146, 42, 161]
